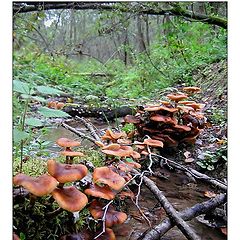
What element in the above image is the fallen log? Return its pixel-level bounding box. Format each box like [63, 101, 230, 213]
[140, 193, 226, 240]
[63, 105, 135, 121]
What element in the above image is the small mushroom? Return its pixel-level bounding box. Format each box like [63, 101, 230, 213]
[13, 173, 58, 197]
[144, 105, 178, 113]
[60, 150, 84, 164]
[56, 138, 81, 150]
[185, 102, 205, 110]
[95, 228, 116, 240]
[84, 183, 116, 200]
[101, 129, 126, 142]
[47, 159, 88, 184]
[89, 200, 127, 227]
[173, 124, 191, 132]
[130, 151, 141, 159]
[167, 93, 188, 102]
[182, 86, 201, 94]
[51, 186, 88, 212]
[93, 167, 126, 191]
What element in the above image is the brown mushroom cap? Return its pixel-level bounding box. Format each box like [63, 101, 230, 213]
[183, 86, 201, 93]
[143, 138, 164, 148]
[178, 100, 196, 105]
[47, 159, 88, 183]
[60, 151, 84, 157]
[13, 173, 58, 197]
[95, 141, 105, 147]
[160, 100, 172, 106]
[51, 186, 88, 212]
[93, 167, 126, 191]
[56, 138, 81, 148]
[167, 93, 188, 102]
[173, 124, 192, 132]
[130, 151, 141, 159]
[102, 144, 133, 157]
[84, 183, 116, 200]
[150, 114, 177, 125]
[89, 200, 127, 227]
[124, 115, 141, 124]
[152, 134, 178, 147]
[177, 105, 195, 113]
[125, 159, 141, 169]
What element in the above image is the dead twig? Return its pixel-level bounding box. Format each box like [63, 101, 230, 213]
[141, 193, 227, 240]
[61, 121, 97, 143]
[153, 153, 227, 191]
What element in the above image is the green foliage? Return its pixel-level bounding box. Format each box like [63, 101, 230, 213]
[122, 123, 136, 134]
[38, 107, 70, 118]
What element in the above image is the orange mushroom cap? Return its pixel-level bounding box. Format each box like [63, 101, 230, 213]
[160, 100, 172, 106]
[93, 167, 126, 191]
[89, 200, 127, 227]
[144, 105, 178, 113]
[84, 183, 116, 200]
[167, 93, 188, 102]
[102, 144, 134, 157]
[130, 151, 141, 159]
[51, 186, 88, 212]
[125, 159, 141, 169]
[95, 141, 105, 147]
[185, 103, 205, 110]
[60, 151, 84, 157]
[143, 138, 164, 148]
[47, 159, 88, 183]
[177, 105, 195, 113]
[178, 100, 196, 105]
[13, 173, 58, 197]
[182, 86, 201, 93]
[56, 102, 65, 109]
[56, 138, 81, 148]
[101, 129, 126, 141]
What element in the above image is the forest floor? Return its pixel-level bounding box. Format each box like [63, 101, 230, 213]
[13, 60, 227, 240]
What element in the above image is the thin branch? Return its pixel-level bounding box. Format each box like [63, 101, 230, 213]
[141, 193, 227, 240]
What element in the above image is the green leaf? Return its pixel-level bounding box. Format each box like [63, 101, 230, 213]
[13, 80, 34, 95]
[36, 85, 65, 96]
[38, 107, 70, 118]
[126, 157, 134, 163]
[196, 161, 206, 168]
[25, 117, 44, 127]
[20, 232, 26, 240]
[13, 128, 29, 143]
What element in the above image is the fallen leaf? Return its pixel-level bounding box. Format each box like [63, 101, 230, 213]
[204, 191, 217, 198]
[216, 139, 226, 145]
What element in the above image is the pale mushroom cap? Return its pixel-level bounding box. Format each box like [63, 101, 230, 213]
[93, 167, 126, 191]
[13, 173, 58, 197]
[52, 186, 88, 212]
[56, 138, 81, 148]
[84, 184, 116, 200]
[47, 159, 88, 183]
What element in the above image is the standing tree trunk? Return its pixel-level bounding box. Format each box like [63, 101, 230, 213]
[145, 14, 150, 49]
[137, 14, 146, 53]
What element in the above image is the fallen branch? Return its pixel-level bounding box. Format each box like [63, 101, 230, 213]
[61, 121, 96, 143]
[141, 193, 227, 240]
[142, 176, 201, 240]
[75, 116, 102, 142]
[153, 154, 227, 191]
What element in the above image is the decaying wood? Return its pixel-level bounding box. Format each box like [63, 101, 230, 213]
[142, 176, 201, 240]
[141, 193, 227, 240]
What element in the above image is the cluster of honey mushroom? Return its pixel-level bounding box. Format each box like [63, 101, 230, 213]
[14, 135, 163, 239]
[124, 86, 206, 147]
